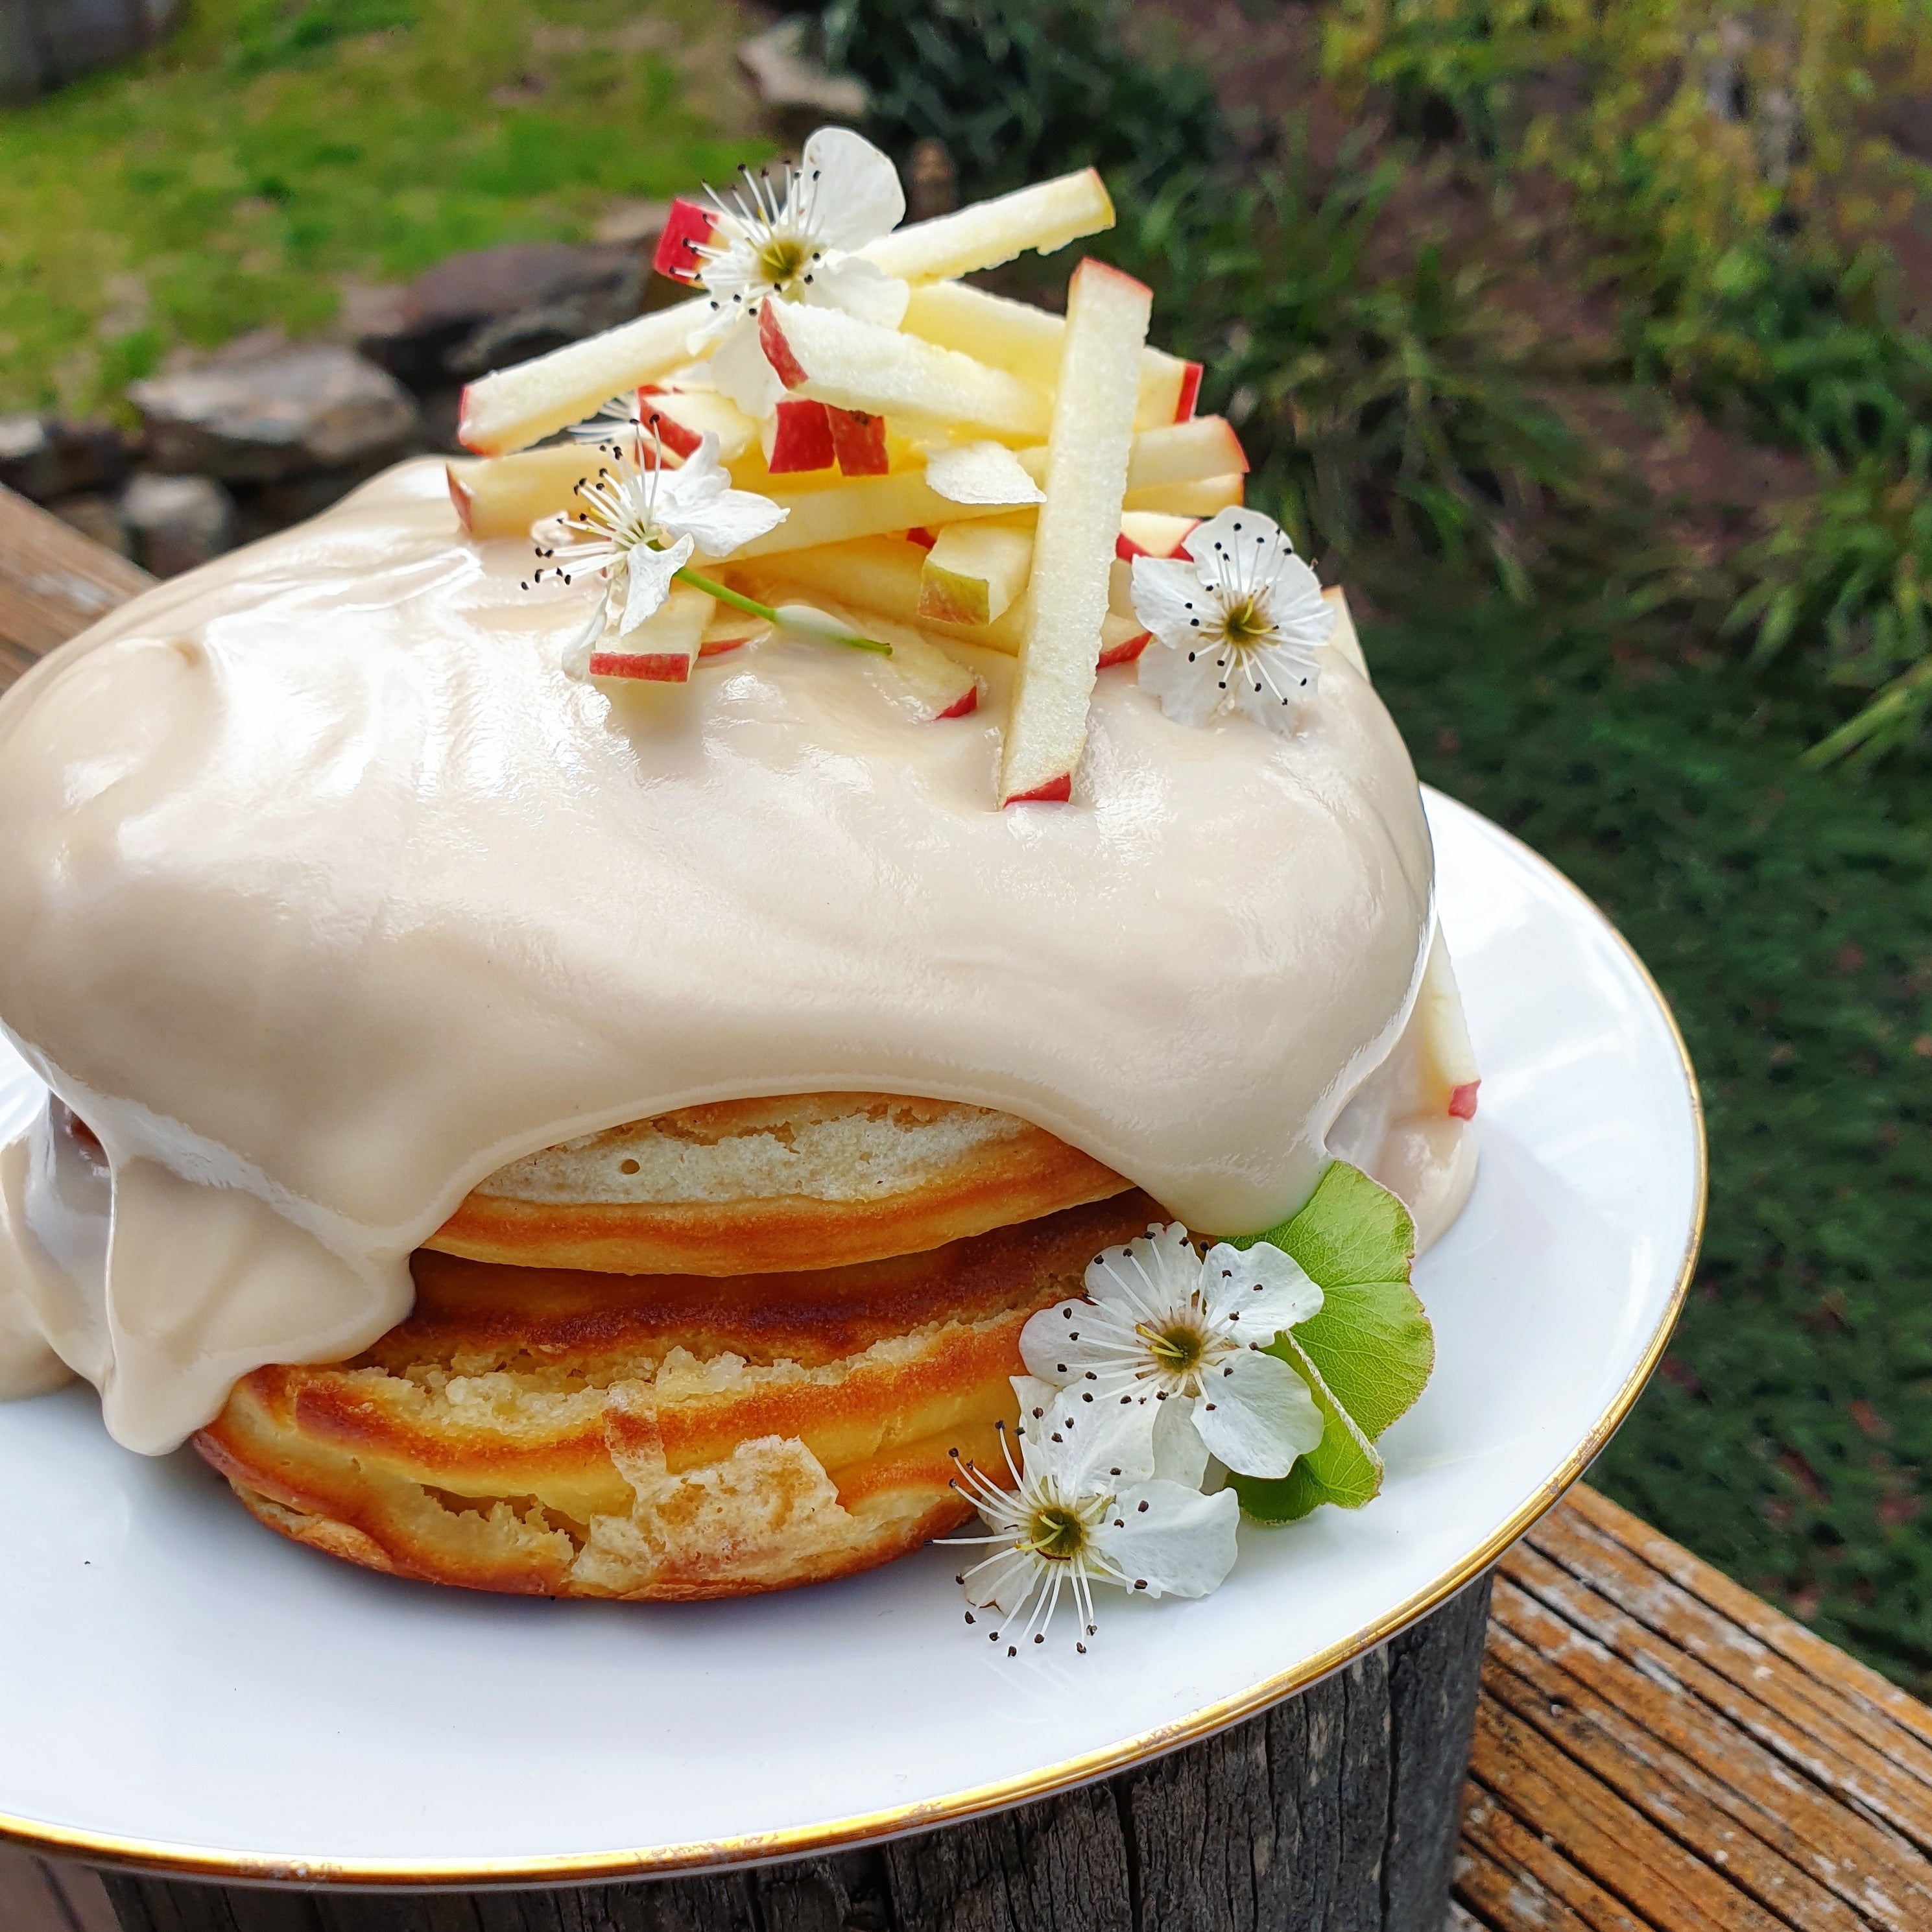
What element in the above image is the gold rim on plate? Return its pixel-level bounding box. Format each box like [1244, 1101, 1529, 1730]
[0, 800, 1707, 1887]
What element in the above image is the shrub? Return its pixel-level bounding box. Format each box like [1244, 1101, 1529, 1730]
[820, 0, 1224, 199]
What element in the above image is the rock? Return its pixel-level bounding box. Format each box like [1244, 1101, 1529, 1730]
[128, 337, 418, 482]
[47, 492, 135, 560]
[1, 0, 181, 101]
[737, 17, 866, 120]
[121, 472, 237, 577]
[0, 414, 134, 503]
[360, 242, 645, 388]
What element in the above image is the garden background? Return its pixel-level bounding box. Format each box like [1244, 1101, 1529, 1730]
[4, 0, 1929, 1691]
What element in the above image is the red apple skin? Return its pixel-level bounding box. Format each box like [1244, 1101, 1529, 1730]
[1002, 773, 1073, 806]
[1096, 630, 1151, 669]
[1448, 1080, 1481, 1120]
[905, 527, 938, 551]
[934, 686, 979, 720]
[829, 407, 889, 476]
[767, 400, 837, 473]
[1071, 257, 1153, 302]
[446, 465, 475, 534]
[1115, 515, 1201, 562]
[588, 651, 695, 683]
[653, 200, 717, 283]
[758, 300, 811, 389]
[1174, 362, 1204, 422]
[637, 388, 700, 459]
[455, 384, 488, 454]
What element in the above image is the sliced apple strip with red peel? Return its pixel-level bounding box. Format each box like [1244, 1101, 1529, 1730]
[457, 297, 709, 455]
[1416, 929, 1481, 1117]
[587, 586, 715, 685]
[1095, 614, 1151, 669]
[999, 258, 1152, 807]
[905, 526, 938, 550]
[699, 608, 772, 657]
[636, 386, 757, 462]
[828, 407, 890, 477]
[652, 198, 717, 283]
[759, 300, 1050, 440]
[730, 420, 1235, 560]
[1322, 585, 1368, 679]
[919, 520, 1033, 626]
[764, 398, 837, 473]
[1123, 472, 1245, 518]
[1116, 510, 1200, 560]
[449, 445, 656, 542]
[865, 168, 1114, 283]
[900, 281, 1199, 428]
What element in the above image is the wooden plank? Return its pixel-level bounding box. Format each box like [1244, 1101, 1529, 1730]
[1483, 1640, 1865, 1931]
[1518, 1518, 1932, 1854]
[1468, 1696, 1789, 1931]
[1564, 1486, 1932, 1765]
[1458, 1789, 1652, 1932]
[0, 482, 150, 687]
[1488, 1575, 1932, 1929]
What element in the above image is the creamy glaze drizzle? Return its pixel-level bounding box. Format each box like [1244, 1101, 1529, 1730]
[0, 461, 1442, 1454]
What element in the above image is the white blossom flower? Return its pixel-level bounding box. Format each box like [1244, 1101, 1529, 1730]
[1021, 1222, 1326, 1483]
[1131, 508, 1337, 732]
[527, 429, 785, 677]
[945, 1388, 1239, 1654]
[687, 126, 910, 355]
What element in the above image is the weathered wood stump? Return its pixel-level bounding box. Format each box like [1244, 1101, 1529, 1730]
[0, 0, 180, 103]
[98, 1575, 1490, 1932]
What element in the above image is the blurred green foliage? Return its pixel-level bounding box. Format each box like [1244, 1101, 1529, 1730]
[1106, 139, 1599, 601]
[1326, 0, 1932, 760]
[0, 0, 766, 419]
[819, 0, 1223, 198]
[1366, 567, 1932, 1690]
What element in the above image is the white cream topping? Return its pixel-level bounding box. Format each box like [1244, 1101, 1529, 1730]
[0, 460, 1448, 1454]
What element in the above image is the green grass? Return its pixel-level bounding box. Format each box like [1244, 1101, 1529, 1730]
[1358, 566, 1932, 1691]
[0, 0, 769, 417]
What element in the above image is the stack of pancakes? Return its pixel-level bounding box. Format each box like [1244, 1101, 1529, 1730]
[193, 1095, 1152, 1599]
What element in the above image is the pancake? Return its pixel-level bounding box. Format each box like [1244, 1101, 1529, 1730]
[195, 1192, 1158, 1600]
[426, 1092, 1131, 1276]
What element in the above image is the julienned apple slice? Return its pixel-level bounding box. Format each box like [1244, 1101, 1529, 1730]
[726, 536, 1144, 666]
[918, 519, 1034, 626]
[759, 300, 1050, 440]
[450, 414, 1246, 550]
[1116, 510, 1199, 560]
[447, 444, 629, 541]
[901, 282, 1200, 430]
[785, 597, 981, 720]
[586, 585, 715, 684]
[1418, 929, 1481, 1117]
[732, 418, 1239, 558]
[639, 387, 757, 462]
[458, 298, 709, 455]
[863, 168, 1115, 283]
[1122, 472, 1245, 518]
[1323, 584, 1367, 679]
[460, 171, 1115, 456]
[999, 258, 1152, 806]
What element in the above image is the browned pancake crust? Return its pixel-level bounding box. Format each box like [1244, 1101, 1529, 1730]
[196, 1193, 1158, 1601]
[424, 1093, 1129, 1276]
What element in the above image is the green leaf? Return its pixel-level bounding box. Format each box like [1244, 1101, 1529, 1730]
[1229, 1334, 1384, 1523]
[1225, 1162, 1434, 1520]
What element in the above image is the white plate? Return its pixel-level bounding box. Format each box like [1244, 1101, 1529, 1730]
[0, 791, 1702, 1885]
